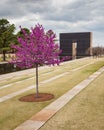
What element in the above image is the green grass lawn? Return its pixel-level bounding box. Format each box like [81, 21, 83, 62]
[0, 57, 104, 130]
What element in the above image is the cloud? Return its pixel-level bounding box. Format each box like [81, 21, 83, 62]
[0, 0, 104, 46]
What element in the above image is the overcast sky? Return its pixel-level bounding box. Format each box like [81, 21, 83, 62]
[0, 0, 104, 46]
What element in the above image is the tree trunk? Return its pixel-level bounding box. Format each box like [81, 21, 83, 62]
[3, 50, 6, 61]
[36, 64, 39, 98]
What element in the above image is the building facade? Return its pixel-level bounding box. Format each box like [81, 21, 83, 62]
[60, 32, 92, 59]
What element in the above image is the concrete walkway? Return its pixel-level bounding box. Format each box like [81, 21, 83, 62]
[0, 57, 91, 81]
[15, 66, 104, 130]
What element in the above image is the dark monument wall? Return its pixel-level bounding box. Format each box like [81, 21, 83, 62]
[60, 32, 92, 59]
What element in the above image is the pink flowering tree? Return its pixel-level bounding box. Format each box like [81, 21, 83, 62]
[11, 24, 62, 98]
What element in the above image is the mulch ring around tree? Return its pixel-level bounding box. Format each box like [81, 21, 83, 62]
[19, 93, 54, 102]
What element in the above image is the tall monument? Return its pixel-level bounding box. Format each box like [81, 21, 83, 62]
[60, 32, 92, 59]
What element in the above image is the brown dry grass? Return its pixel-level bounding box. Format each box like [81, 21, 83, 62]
[0, 57, 104, 130]
[40, 71, 104, 130]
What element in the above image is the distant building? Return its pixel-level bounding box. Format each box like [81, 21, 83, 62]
[60, 32, 92, 59]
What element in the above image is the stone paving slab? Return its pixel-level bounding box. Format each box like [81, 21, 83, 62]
[15, 120, 45, 130]
[30, 109, 57, 122]
[15, 66, 104, 130]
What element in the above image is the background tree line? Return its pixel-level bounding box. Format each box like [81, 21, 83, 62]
[92, 46, 104, 57]
[0, 18, 104, 61]
[0, 18, 30, 61]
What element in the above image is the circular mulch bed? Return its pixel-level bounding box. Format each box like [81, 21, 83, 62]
[19, 93, 54, 102]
